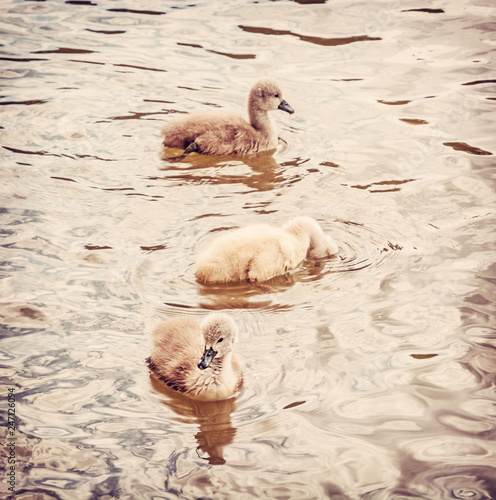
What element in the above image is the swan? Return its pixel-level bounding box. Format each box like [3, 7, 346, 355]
[195, 216, 339, 284]
[162, 77, 294, 157]
[147, 313, 243, 401]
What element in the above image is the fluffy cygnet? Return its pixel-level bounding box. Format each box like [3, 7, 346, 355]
[147, 313, 242, 401]
[162, 77, 294, 156]
[195, 216, 339, 284]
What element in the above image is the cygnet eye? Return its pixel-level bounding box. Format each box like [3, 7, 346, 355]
[217, 338, 224, 343]
[274, 93, 279, 98]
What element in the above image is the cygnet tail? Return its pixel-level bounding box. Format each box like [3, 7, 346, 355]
[195, 262, 225, 284]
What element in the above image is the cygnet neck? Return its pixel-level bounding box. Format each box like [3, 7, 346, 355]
[248, 100, 276, 137]
[216, 352, 238, 382]
[212, 350, 230, 369]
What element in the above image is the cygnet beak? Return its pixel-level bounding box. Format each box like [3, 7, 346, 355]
[198, 347, 217, 370]
[278, 99, 294, 114]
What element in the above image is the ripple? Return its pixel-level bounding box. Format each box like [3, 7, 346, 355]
[239, 25, 381, 47]
[396, 465, 496, 500]
[326, 218, 404, 274]
[443, 141, 493, 156]
[30, 426, 73, 437]
[402, 8, 445, 13]
[153, 215, 408, 312]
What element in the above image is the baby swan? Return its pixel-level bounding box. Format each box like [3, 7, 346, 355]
[162, 77, 294, 157]
[196, 216, 339, 284]
[148, 313, 242, 401]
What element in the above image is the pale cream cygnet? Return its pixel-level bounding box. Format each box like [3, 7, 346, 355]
[162, 77, 294, 156]
[147, 313, 242, 401]
[195, 216, 339, 284]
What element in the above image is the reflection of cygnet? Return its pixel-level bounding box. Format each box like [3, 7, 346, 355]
[147, 314, 242, 401]
[162, 77, 294, 156]
[195, 216, 339, 284]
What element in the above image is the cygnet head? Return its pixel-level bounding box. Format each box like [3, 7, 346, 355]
[249, 77, 294, 114]
[285, 216, 339, 258]
[308, 234, 339, 258]
[198, 313, 238, 370]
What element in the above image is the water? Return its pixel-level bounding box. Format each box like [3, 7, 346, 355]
[1, 0, 495, 498]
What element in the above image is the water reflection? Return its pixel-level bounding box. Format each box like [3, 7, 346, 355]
[158, 147, 291, 192]
[196, 277, 294, 310]
[150, 373, 237, 465]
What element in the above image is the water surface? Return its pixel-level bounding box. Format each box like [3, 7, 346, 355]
[1, 0, 495, 498]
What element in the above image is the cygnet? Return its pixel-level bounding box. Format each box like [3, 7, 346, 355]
[195, 216, 339, 284]
[147, 313, 242, 401]
[162, 77, 294, 157]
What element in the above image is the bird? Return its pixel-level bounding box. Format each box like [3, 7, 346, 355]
[161, 77, 294, 158]
[195, 216, 339, 284]
[147, 313, 243, 401]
